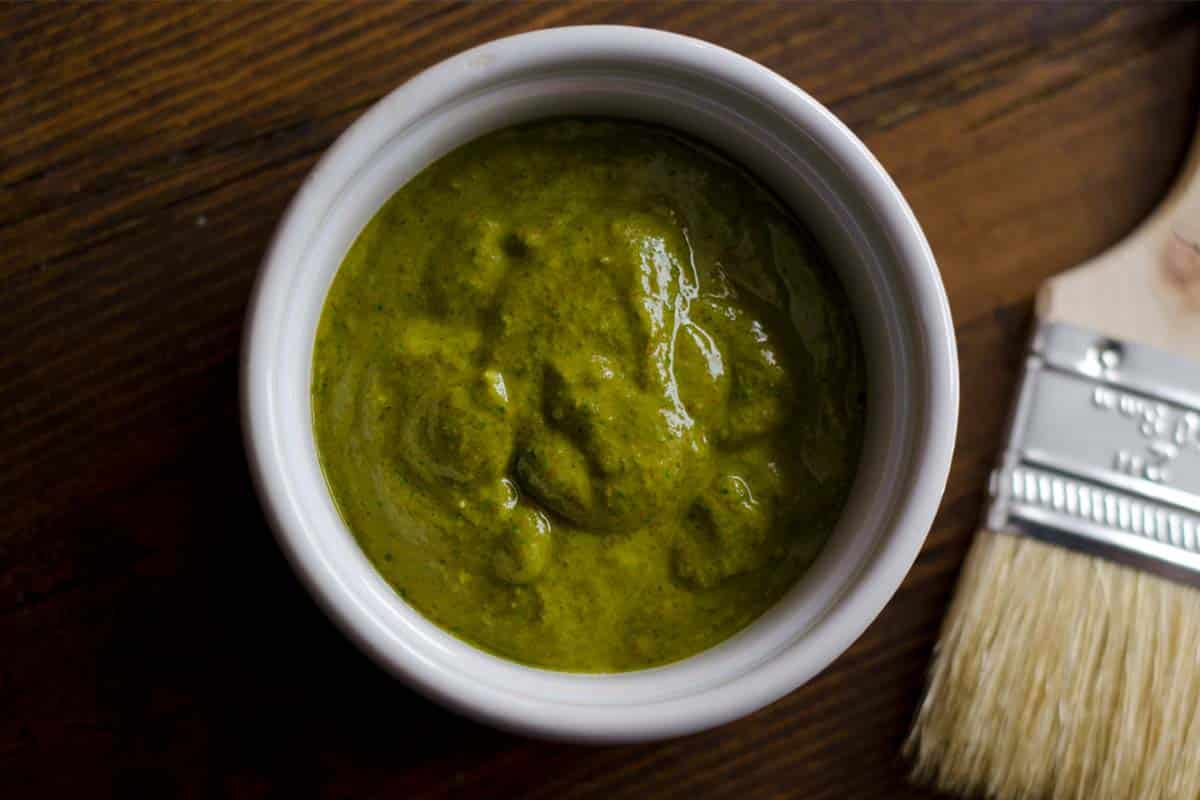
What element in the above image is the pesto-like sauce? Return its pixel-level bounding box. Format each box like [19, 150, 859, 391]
[313, 119, 865, 672]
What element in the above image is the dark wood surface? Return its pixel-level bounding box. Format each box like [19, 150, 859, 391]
[3, 4, 1197, 798]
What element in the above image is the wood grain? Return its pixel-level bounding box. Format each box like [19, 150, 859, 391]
[2, 3, 1197, 798]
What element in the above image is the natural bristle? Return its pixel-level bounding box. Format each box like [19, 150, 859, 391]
[906, 530, 1200, 800]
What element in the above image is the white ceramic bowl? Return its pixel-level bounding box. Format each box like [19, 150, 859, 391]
[242, 26, 958, 743]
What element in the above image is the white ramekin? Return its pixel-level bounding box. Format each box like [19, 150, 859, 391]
[242, 26, 958, 743]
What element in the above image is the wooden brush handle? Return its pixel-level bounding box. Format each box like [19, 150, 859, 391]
[1038, 126, 1200, 360]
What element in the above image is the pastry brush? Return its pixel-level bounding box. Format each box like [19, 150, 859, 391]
[906, 126, 1200, 800]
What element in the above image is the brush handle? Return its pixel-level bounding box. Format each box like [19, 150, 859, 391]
[1038, 126, 1200, 360]
[992, 129, 1200, 584]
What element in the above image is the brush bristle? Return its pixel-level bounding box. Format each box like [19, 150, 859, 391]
[906, 530, 1200, 800]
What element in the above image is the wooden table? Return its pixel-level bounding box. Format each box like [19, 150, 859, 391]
[3, 4, 1197, 797]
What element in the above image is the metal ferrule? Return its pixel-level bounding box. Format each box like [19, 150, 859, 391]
[988, 321, 1200, 585]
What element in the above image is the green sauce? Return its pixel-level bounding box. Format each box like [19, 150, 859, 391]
[312, 119, 865, 672]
